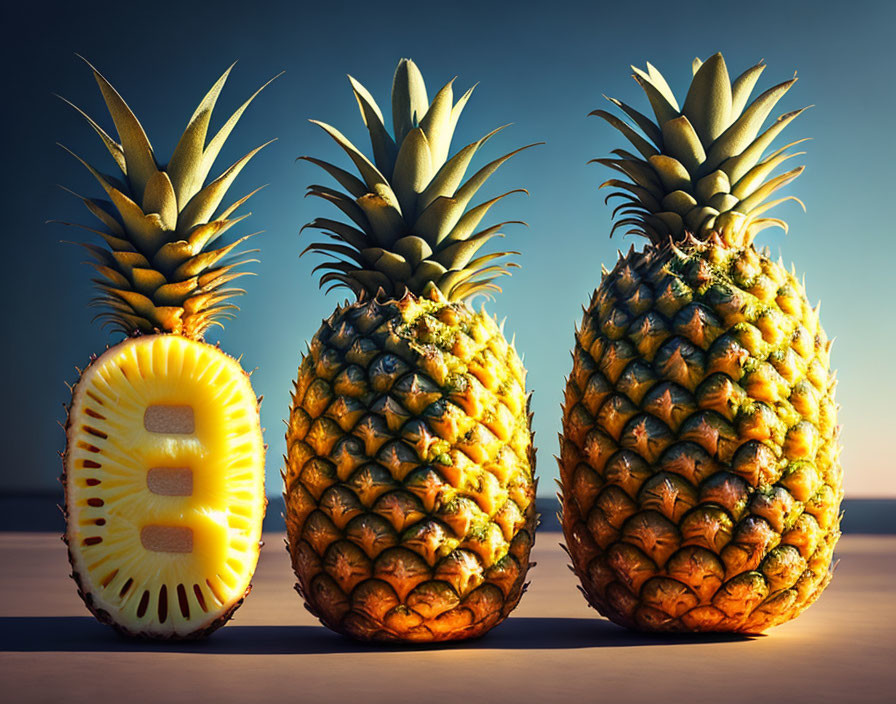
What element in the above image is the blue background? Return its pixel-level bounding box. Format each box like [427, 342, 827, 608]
[3, 0, 893, 497]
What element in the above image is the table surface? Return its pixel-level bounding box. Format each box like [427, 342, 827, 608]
[2, 531, 894, 704]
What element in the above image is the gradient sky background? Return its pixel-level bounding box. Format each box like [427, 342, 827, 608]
[3, 0, 894, 497]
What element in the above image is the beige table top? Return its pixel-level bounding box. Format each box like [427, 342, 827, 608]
[1, 532, 894, 704]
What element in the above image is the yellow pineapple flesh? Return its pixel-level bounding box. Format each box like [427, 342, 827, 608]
[66, 335, 265, 637]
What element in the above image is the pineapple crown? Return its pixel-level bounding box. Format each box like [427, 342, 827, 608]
[594, 53, 808, 248]
[56, 58, 278, 338]
[301, 58, 539, 302]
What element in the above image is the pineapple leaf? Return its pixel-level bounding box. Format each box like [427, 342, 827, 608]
[196, 72, 282, 194]
[153, 278, 199, 304]
[719, 107, 809, 184]
[167, 63, 235, 207]
[173, 233, 257, 279]
[746, 216, 789, 236]
[78, 55, 158, 200]
[589, 110, 658, 160]
[443, 188, 528, 244]
[305, 185, 372, 233]
[392, 236, 434, 266]
[130, 267, 167, 295]
[661, 116, 706, 173]
[141, 171, 177, 230]
[408, 260, 448, 292]
[107, 188, 166, 253]
[449, 84, 477, 138]
[187, 213, 249, 251]
[647, 155, 691, 193]
[731, 61, 767, 119]
[736, 167, 805, 215]
[298, 156, 368, 198]
[356, 193, 406, 246]
[348, 75, 397, 176]
[695, 170, 731, 202]
[57, 186, 125, 237]
[88, 262, 130, 288]
[432, 223, 513, 269]
[449, 143, 541, 231]
[604, 96, 662, 147]
[703, 77, 797, 174]
[391, 127, 433, 220]
[592, 158, 663, 193]
[419, 78, 455, 167]
[631, 68, 679, 125]
[349, 269, 392, 292]
[55, 95, 126, 173]
[682, 53, 732, 145]
[644, 62, 680, 110]
[742, 195, 805, 221]
[599, 180, 662, 212]
[301, 241, 365, 265]
[177, 140, 274, 233]
[417, 125, 508, 211]
[661, 190, 698, 216]
[218, 184, 266, 220]
[310, 120, 399, 207]
[371, 250, 413, 279]
[392, 59, 429, 144]
[412, 196, 462, 245]
[731, 144, 807, 200]
[300, 218, 370, 251]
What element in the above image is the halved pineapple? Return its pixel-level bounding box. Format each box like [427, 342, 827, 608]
[57, 61, 273, 638]
[64, 335, 265, 638]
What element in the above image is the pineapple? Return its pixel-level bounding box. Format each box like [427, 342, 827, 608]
[58, 60, 273, 638]
[560, 54, 841, 633]
[284, 59, 538, 642]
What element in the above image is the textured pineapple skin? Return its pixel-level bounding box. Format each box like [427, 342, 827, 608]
[560, 236, 841, 633]
[284, 292, 537, 642]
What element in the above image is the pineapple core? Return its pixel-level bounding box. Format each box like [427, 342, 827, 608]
[65, 335, 265, 637]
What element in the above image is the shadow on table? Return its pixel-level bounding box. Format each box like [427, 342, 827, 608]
[0, 616, 755, 653]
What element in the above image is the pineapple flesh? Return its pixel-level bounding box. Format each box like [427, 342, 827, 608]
[285, 59, 538, 642]
[59, 60, 272, 638]
[66, 336, 265, 637]
[560, 54, 841, 633]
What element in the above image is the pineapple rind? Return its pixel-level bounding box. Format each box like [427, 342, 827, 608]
[284, 289, 537, 642]
[62, 334, 266, 639]
[560, 236, 841, 633]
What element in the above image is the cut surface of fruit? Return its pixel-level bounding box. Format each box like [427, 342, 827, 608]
[64, 334, 265, 638]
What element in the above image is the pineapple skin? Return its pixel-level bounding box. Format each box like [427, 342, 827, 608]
[62, 334, 266, 640]
[284, 290, 537, 642]
[560, 235, 841, 633]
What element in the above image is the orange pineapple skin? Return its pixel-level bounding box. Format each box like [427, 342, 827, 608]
[284, 292, 537, 642]
[559, 236, 841, 633]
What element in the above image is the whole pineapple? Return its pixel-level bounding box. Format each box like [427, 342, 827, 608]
[284, 59, 538, 642]
[59, 60, 273, 638]
[560, 54, 841, 633]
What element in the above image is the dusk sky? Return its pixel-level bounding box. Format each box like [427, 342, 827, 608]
[3, 0, 893, 496]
